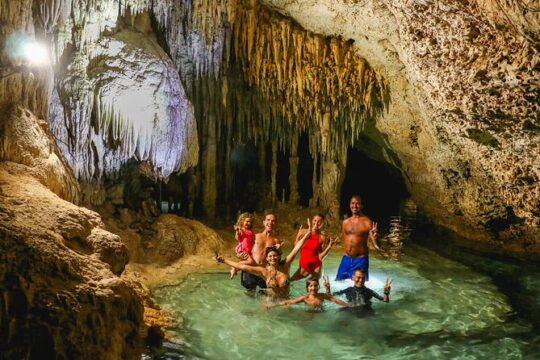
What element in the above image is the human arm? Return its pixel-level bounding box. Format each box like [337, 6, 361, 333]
[234, 225, 242, 242]
[319, 237, 335, 260]
[285, 224, 311, 265]
[369, 278, 392, 302]
[294, 230, 309, 245]
[322, 294, 352, 307]
[382, 278, 392, 302]
[323, 276, 349, 298]
[369, 221, 381, 252]
[277, 296, 306, 306]
[214, 255, 266, 278]
[323, 275, 332, 295]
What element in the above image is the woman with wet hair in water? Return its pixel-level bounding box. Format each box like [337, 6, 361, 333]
[215, 220, 313, 300]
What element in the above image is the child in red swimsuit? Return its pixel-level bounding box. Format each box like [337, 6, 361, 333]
[290, 214, 335, 281]
[230, 212, 255, 279]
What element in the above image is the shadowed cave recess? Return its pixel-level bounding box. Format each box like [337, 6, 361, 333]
[0, 0, 539, 358]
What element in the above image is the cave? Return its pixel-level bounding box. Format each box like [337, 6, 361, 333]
[340, 147, 408, 220]
[1, 0, 539, 359]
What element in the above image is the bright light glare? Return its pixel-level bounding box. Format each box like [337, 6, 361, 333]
[22, 42, 49, 66]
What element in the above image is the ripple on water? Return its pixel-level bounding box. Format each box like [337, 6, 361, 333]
[154, 247, 538, 359]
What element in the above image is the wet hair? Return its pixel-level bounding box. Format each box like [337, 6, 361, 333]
[353, 268, 366, 276]
[265, 246, 282, 257]
[305, 278, 320, 291]
[265, 246, 285, 266]
[235, 212, 253, 227]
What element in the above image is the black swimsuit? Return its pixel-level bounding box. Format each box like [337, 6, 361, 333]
[334, 286, 383, 306]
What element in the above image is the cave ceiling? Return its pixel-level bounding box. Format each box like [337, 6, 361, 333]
[1, 0, 539, 252]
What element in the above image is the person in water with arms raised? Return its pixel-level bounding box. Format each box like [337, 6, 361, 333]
[277, 277, 350, 311]
[215, 220, 312, 300]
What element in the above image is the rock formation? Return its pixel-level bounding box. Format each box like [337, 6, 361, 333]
[50, 10, 199, 181]
[260, 0, 539, 252]
[0, 105, 143, 358]
[1, 0, 539, 355]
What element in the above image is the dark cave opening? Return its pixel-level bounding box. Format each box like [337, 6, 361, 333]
[231, 143, 262, 213]
[340, 147, 409, 220]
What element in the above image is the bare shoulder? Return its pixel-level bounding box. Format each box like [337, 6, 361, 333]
[254, 232, 265, 242]
[361, 216, 373, 226]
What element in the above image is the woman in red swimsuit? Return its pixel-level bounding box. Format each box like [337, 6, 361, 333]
[290, 214, 334, 281]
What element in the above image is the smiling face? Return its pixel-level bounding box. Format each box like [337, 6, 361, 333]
[266, 249, 280, 265]
[306, 280, 319, 294]
[352, 270, 366, 287]
[263, 214, 276, 232]
[243, 217, 253, 230]
[311, 215, 324, 231]
[350, 196, 363, 215]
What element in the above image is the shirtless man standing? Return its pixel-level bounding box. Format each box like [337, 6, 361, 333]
[335, 195, 379, 281]
[241, 211, 283, 292]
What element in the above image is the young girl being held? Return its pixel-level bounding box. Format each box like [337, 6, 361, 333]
[230, 212, 255, 279]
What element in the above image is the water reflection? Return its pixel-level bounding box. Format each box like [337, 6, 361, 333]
[379, 198, 417, 261]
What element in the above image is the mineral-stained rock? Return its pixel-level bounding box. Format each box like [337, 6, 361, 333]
[257, 0, 540, 254]
[86, 228, 130, 276]
[50, 11, 199, 181]
[0, 169, 143, 359]
[0, 105, 79, 203]
[0, 103, 148, 357]
[149, 214, 223, 265]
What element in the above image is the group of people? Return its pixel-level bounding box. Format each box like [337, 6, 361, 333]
[214, 195, 393, 311]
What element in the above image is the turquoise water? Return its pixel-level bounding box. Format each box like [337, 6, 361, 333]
[152, 244, 540, 359]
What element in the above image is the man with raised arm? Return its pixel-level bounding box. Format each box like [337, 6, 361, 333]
[336, 195, 379, 281]
[241, 210, 283, 293]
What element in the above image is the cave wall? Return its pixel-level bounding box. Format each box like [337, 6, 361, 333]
[0, 1, 158, 357]
[259, 0, 540, 253]
[2, 0, 538, 261]
[0, 105, 145, 359]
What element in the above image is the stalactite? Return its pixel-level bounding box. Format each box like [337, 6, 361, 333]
[34, 0, 67, 33]
[50, 7, 199, 182]
[148, 0, 387, 211]
[222, 0, 386, 161]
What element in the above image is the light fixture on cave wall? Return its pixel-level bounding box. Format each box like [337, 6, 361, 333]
[2, 32, 50, 78]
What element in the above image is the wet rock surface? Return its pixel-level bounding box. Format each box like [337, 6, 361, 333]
[0, 168, 144, 359]
[0, 106, 149, 358]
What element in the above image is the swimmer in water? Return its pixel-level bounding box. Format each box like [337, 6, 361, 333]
[276, 277, 351, 311]
[326, 269, 392, 307]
